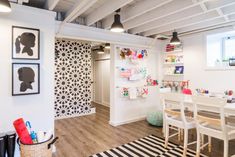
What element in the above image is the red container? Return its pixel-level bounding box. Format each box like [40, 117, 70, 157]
[13, 118, 33, 144]
[182, 88, 192, 95]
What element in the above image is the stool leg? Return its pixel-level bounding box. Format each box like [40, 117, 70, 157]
[178, 128, 181, 141]
[164, 123, 169, 148]
[208, 136, 212, 153]
[224, 138, 228, 157]
[183, 129, 188, 157]
[201, 134, 204, 150]
[196, 132, 201, 157]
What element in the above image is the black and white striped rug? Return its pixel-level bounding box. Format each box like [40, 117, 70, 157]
[91, 135, 206, 157]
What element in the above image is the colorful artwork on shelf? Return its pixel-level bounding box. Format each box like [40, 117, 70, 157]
[162, 80, 189, 92]
[119, 67, 147, 81]
[121, 88, 129, 97]
[120, 86, 149, 99]
[146, 75, 158, 86]
[165, 44, 183, 52]
[120, 48, 148, 62]
[164, 55, 183, 64]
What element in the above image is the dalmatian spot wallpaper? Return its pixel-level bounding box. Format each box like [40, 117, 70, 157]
[55, 39, 92, 118]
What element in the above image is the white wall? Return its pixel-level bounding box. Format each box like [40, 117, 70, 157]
[110, 45, 161, 126]
[0, 3, 55, 134]
[161, 27, 235, 92]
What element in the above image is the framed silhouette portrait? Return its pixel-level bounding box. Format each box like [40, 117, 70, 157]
[12, 63, 40, 96]
[12, 26, 40, 60]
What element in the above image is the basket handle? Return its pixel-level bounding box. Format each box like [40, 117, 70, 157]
[48, 137, 59, 149]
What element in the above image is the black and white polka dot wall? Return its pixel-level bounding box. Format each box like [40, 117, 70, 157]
[55, 39, 92, 118]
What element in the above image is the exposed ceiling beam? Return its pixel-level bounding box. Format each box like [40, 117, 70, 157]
[44, 0, 60, 10]
[143, 10, 221, 36]
[130, 5, 203, 34]
[56, 0, 97, 35]
[217, 8, 229, 22]
[85, 0, 133, 26]
[102, 0, 173, 29]
[123, 0, 207, 30]
[64, 0, 98, 23]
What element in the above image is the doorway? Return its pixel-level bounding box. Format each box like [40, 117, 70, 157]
[92, 43, 111, 108]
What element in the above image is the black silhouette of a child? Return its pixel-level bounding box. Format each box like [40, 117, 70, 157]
[18, 67, 35, 92]
[15, 32, 36, 56]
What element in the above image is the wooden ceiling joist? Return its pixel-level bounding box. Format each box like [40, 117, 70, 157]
[64, 0, 98, 23]
[44, 0, 60, 10]
[102, 0, 172, 29]
[85, 0, 133, 26]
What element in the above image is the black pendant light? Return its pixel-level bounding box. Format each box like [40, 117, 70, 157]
[170, 31, 181, 45]
[111, 9, 124, 33]
[0, 0, 11, 12]
[97, 46, 104, 54]
[104, 43, 110, 49]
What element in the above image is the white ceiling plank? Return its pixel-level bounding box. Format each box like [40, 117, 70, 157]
[123, 0, 210, 30]
[221, 3, 235, 15]
[143, 10, 220, 36]
[130, 0, 235, 36]
[130, 5, 203, 34]
[228, 14, 235, 21]
[204, 0, 235, 10]
[102, 0, 173, 29]
[85, 0, 133, 26]
[44, 0, 60, 10]
[64, 0, 98, 23]
[176, 18, 230, 34]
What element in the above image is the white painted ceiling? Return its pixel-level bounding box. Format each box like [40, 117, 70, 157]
[17, 0, 235, 37]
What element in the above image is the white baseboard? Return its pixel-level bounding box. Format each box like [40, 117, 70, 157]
[55, 107, 96, 120]
[102, 101, 110, 107]
[109, 116, 146, 126]
[93, 101, 110, 107]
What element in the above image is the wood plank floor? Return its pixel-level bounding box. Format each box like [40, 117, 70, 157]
[54, 104, 235, 157]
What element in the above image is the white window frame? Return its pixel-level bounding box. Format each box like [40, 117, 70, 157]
[221, 36, 235, 61]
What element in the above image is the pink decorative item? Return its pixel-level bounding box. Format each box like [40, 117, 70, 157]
[182, 88, 192, 95]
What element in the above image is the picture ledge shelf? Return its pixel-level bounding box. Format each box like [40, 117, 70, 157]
[164, 50, 183, 54]
[164, 74, 184, 76]
[205, 66, 235, 71]
[163, 62, 184, 65]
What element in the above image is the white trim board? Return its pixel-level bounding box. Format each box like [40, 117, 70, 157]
[109, 116, 146, 127]
[55, 107, 96, 120]
[55, 21, 156, 48]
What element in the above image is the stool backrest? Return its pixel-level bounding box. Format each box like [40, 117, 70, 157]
[192, 95, 227, 131]
[162, 93, 190, 124]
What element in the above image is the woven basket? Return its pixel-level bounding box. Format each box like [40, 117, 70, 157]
[18, 136, 58, 157]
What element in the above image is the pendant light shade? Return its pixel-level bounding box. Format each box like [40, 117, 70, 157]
[97, 46, 105, 54]
[170, 31, 181, 45]
[111, 9, 124, 33]
[0, 0, 11, 13]
[104, 43, 110, 49]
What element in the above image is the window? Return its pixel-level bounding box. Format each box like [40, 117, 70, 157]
[207, 31, 235, 68]
[222, 36, 235, 60]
